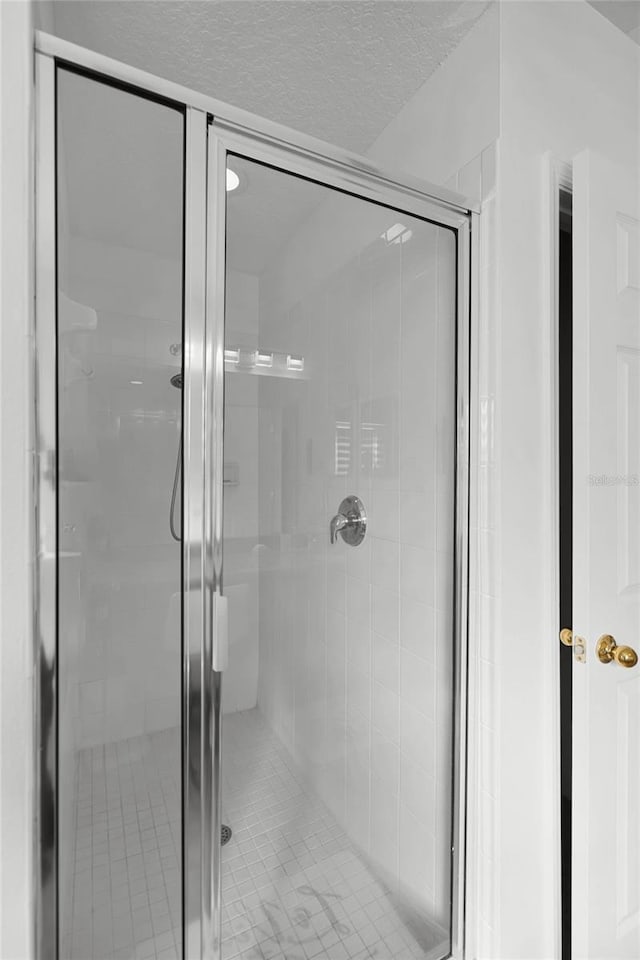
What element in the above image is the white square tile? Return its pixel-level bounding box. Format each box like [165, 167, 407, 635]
[370, 537, 399, 592]
[370, 774, 402, 879]
[399, 597, 436, 660]
[400, 754, 436, 829]
[371, 586, 399, 642]
[400, 701, 436, 774]
[346, 616, 371, 677]
[346, 536, 371, 583]
[370, 731, 399, 794]
[346, 662, 371, 722]
[346, 577, 371, 627]
[371, 682, 399, 744]
[369, 489, 399, 543]
[372, 633, 399, 693]
[400, 649, 436, 719]
[399, 489, 436, 547]
[400, 543, 435, 605]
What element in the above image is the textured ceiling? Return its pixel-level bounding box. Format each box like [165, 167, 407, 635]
[49, 0, 490, 154]
[587, 1, 640, 44]
[51, 0, 492, 277]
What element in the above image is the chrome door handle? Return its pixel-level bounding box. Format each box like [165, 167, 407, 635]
[330, 495, 366, 546]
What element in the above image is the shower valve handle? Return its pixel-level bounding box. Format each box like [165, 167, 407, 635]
[330, 513, 349, 544]
[329, 495, 367, 547]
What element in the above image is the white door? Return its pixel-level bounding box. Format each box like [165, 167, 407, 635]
[572, 149, 640, 959]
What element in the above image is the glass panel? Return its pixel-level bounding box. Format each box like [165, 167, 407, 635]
[56, 69, 185, 960]
[221, 156, 457, 960]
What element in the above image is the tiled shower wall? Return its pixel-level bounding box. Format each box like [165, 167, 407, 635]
[255, 193, 457, 927]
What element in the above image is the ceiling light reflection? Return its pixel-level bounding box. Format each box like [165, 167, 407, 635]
[226, 168, 240, 192]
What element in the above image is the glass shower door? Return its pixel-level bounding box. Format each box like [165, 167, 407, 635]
[55, 68, 187, 960]
[211, 137, 463, 960]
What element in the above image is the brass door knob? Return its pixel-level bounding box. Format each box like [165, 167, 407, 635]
[596, 634, 638, 668]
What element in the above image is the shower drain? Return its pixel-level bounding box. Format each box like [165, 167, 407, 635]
[221, 824, 232, 846]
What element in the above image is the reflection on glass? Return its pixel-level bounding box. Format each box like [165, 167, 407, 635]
[56, 69, 184, 960]
[221, 154, 457, 960]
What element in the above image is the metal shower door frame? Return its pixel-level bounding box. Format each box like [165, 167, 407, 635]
[207, 116, 477, 960]
[205, 117, 472, 960]
[33, 49, 211, 960]
[34, 29, 473, 960]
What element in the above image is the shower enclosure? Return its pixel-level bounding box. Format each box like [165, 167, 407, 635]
[35, 32, 472, 960]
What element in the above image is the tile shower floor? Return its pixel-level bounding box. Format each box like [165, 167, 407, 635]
[69, 710, 446, 960]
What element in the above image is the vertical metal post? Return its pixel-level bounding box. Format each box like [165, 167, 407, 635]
[34, 49, 58, 960]
[451, 217, 472, 959]
[204, 124, 227, 960]
[183, 106, 209, 960]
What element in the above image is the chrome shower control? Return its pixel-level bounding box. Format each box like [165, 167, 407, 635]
[330, 495, 366, 546]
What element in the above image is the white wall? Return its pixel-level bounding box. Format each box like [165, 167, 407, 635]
[0, 3, 35, 959]
[367, 1, 499, 197]
[33, 0, 55, 34]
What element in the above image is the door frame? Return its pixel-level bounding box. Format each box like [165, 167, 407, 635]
[34, 29, 476, 960]
[542, 153, 573, 960]
[557, 182, 573, 960]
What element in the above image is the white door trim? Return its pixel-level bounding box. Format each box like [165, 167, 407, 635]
[542, 151, 573, 960]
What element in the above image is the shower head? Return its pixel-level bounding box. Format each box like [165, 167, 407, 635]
[170, 373, 183, 389]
